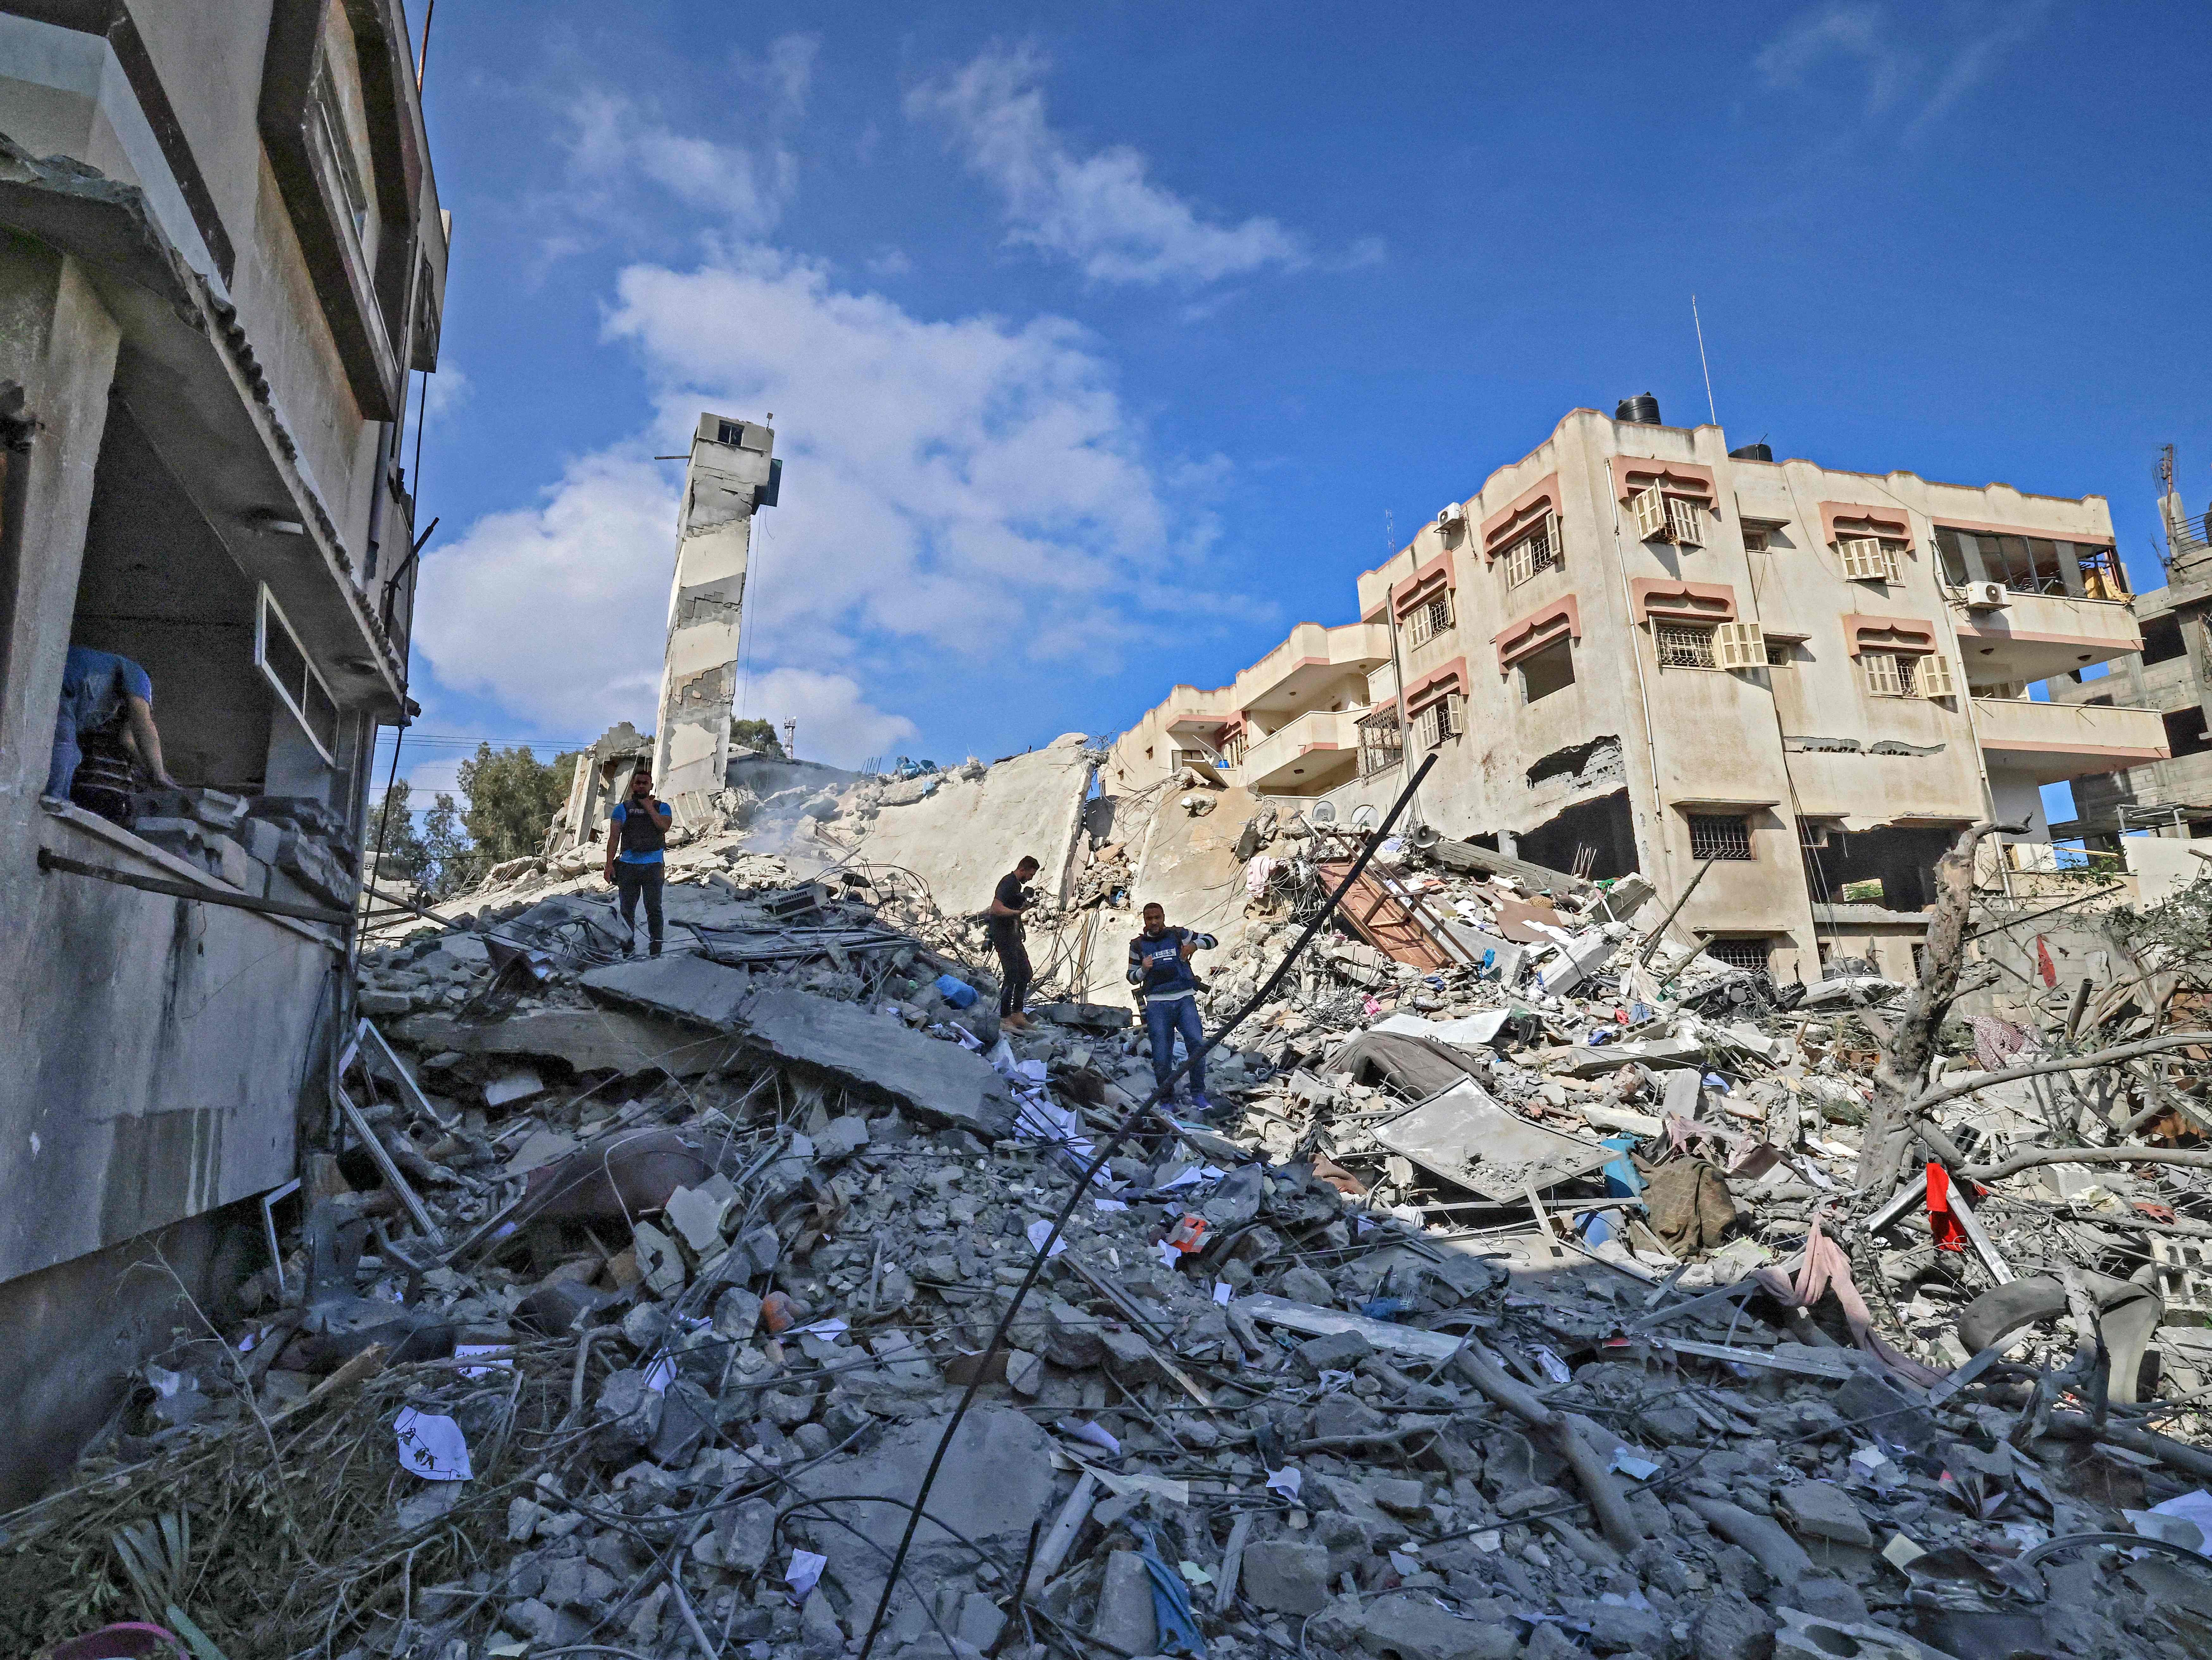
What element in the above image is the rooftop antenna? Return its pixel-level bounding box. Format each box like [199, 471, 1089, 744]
[1692, 294, 1718, 426]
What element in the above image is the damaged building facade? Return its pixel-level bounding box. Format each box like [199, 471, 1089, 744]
[2047, 445, 2212, 844]
[1115, 401, 2164, 982]
[0, 2, 445, 1497]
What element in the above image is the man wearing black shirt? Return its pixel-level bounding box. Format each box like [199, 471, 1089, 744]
[986, 855, 1041, 1030]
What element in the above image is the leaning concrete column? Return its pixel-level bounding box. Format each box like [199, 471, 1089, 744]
[652, 413, 777, 800]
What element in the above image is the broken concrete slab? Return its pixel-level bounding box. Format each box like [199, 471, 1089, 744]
[581, 953, 757, 1030]
[737, 988, 1016, 1138]
[396, 1006, 735, 1076]
[1369, 1079, 1615, 1202]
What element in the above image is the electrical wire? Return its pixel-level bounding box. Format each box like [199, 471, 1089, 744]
[854, 753, 1437, 1660]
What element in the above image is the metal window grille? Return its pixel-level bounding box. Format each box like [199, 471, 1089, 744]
[1706, 937, 1771, 972]
[1688, 814, 1754, 860]
[1654, 622, 1717, 668]
[1357, 709, 1403, 777]
[1764, 639, 1794, 667]
[1503, 515, 1559, 588]
[1412, 693, 1463, 748]
[1407, 591, 1455, 647]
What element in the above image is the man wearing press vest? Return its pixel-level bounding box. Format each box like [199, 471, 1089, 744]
[1128, 903, 1218, 1113]
[603, 762, 674, 957]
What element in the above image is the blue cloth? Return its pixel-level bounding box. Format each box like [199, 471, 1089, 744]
[48, 647, 152, 797]
[1144, 993, 1206, 1099]
[609, 799, 667, 865]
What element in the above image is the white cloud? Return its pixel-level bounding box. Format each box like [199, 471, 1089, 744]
[1753, 3, 2048, 141]
[421, 361, 470, 420]
[417, 244, 1225, 764]
[907, 46, 1308, 285]
[740, 667, 916, 766]
[567, 87, 795, 234]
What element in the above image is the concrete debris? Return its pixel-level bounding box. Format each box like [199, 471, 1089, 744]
[19, 805, 2212, 1660]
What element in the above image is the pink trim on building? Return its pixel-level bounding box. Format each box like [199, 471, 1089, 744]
[1630, 579, 1736, 623]
[1491, 595, 1582, 673]
[1819, 501, 1914, 545]
[1842, 612, 1938, 655]
[1607, 456, 1716, 503]
[1402, 655, 1469, 712]
[1480, 472, 1561, 554]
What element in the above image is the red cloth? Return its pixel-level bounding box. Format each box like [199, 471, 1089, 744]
[2035, 934, 2057, 988]
[1925, 1161, 1966, 1252]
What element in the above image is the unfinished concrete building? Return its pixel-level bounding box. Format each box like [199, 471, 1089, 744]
[0, 2, 445, 1497]
[652, 412, 778, 804]
[1113, 401, 2162, 983]
[2046, 447, 2212, 844]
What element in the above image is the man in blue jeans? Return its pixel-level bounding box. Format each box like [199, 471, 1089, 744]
[1128, 902, 1218, 1112]
[602, 763, 673, 957]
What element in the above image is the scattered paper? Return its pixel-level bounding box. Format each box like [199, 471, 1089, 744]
[1059, 1418, 1122, 1457]
[799, 1318, 849, 1340]
[2130, 1489, 2212, 1554]
[1178, 1560, 1214, 1585]
[786, 1548, 828, 1600]
[1094, 1198, 1129, 1213]
[1212, 1282, 1234, 1305]
[394, 1407, 472, 1481]
[1608, 1447, 1662, 1482]
[1265, 1466, 1303, 1501]
[455, 1343, 513, 1380]
[643, 1356, 675, 1395]
[1531, 1345, 1572, 1384]
[1026, 1220, 1069, 1258]
[1881, 1532, 1925, 1569]
[1155, 1241, 1182, 1269]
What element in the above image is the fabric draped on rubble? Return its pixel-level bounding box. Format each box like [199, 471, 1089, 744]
[1642, 1157, 1737, 1255]
[1750, 1220, 1949, 1389]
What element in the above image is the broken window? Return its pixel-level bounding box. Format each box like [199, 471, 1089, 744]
[1405, 590, 1454, 648]
[1654, 622, 1717, 669]
[2165, 709, 2212, 759]
[1519, 637, 1576, 703]
[2143, 616, 2187, 666]
[1357, 708, 1402, 777]
[1705, 937, 1771, 972]
[1689, 814, 1753, 860]
[1764, 638, 1796, 667]
[1743, 524, 1776, 554]
[1501, 513, 1560, 588]
[258, 586, 340, 763]
[309, 60, 371, 251]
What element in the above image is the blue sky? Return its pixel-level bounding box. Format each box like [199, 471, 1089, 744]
[390, 0, 2212, 808]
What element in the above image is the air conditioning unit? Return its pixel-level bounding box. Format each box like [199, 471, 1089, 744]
[1963, 581, 2010, 609]
[1436, 502, 1465, 530]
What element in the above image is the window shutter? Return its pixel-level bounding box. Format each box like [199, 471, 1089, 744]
[1445, 691, 1465, 736]
[1916, 650, 1955, 699]
[1864, 653, 1902, 696]
[1631, 486, 1667, 541]
[1715, 621, 1765, 670]
[1882, 543, 1904, 584]
[1840, 537, 1886, 581]
[1667, 497, 1702, 547]
[1407, 607, 1430, 649]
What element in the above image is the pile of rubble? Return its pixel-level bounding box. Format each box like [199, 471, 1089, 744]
[124, 786, 361, 910]
[16, 818, 2212, 1660]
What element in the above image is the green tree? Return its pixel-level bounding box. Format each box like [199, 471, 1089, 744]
[730, 717, 783, 757]
[370, 781, 431, 891]
[454, 742, 575, 865]
[420, 792, 476, 898]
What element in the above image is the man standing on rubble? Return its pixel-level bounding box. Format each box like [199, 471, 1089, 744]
[603, 762, 673, 957]
[1129, 903, 1218, 1113]
[987, 855, 1041, 1030]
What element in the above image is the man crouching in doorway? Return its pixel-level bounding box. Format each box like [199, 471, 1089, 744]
[604, 762, 673, 957]
[1128, 903, 1218, 1112]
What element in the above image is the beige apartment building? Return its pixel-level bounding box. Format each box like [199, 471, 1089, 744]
[1111, 402, 2163, 982]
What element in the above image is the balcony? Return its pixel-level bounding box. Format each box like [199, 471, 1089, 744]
[1950, 589, 2142, 684]
[1971, 695, 2169, 785]
[1242, 708, 1366, 794]
[1234, 621, 1393, 717]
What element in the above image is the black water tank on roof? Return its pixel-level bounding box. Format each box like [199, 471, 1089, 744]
[1616, 393, 1662, 425]
[1730, 442, 1774, 462]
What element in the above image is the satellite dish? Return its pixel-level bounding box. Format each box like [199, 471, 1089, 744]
[1312, 801, 1337, 825]
[1350, 804, 1379, 831]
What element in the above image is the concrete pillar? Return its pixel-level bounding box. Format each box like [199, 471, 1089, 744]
[652, 413, 776, 801]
